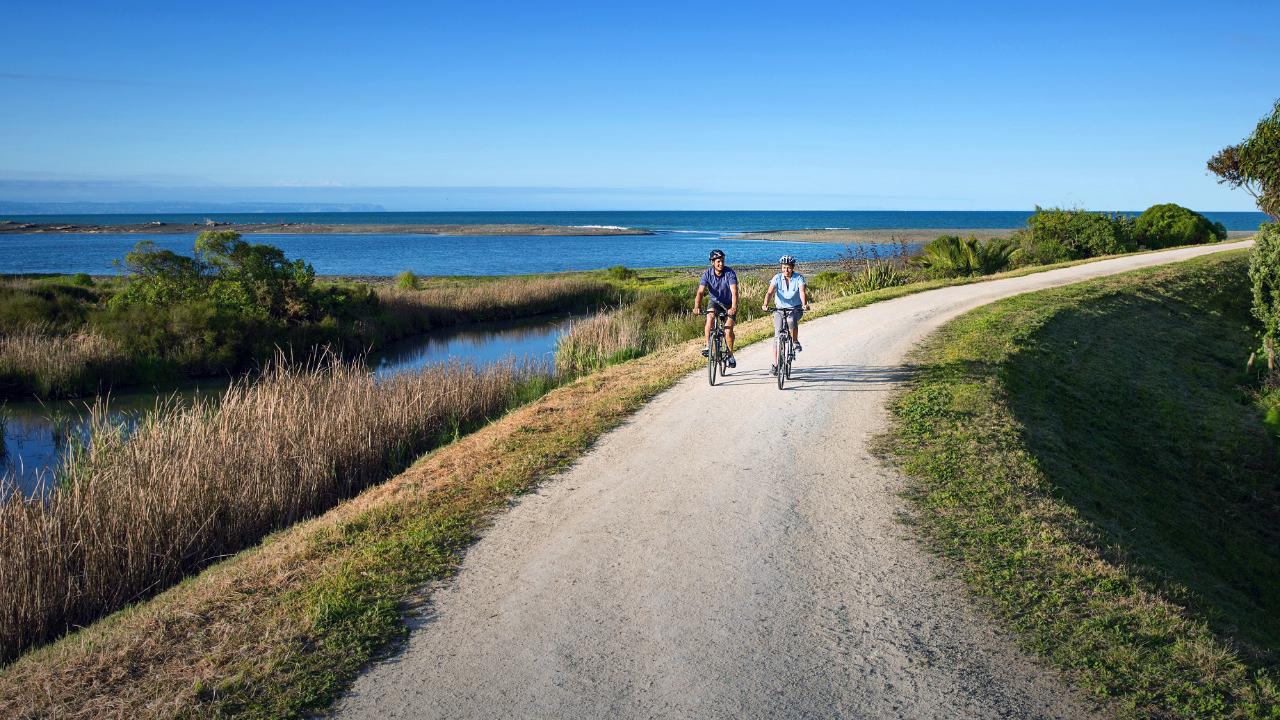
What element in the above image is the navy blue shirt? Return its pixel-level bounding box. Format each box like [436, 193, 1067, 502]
[700, 266, 738, 308]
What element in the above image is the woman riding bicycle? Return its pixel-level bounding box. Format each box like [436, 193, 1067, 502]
[762, 254, 810, 376]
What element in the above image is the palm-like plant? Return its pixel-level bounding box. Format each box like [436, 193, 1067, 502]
[918, 235, 1020, 277]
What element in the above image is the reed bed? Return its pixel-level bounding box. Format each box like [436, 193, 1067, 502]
[377, 276, 618, 332]
[0, 325, 129, 398]
[0, 355, 546, 662]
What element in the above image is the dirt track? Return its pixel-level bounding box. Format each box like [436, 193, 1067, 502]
[335, 241, 1253, 719]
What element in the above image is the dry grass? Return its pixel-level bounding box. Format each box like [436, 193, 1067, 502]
[0, 325, 128, 397]
[376, 276, 618, 331]
[0, 355, 544, 663]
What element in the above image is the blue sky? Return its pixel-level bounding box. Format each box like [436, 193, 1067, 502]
[2, 0, 1277, 211]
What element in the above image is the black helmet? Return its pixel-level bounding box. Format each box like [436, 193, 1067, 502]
[708, 249, 725, 262]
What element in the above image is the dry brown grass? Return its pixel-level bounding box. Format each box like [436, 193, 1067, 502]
[0, 325, 128, 397]
[0, 355, 542, 663]
[376, 276, 618, 331]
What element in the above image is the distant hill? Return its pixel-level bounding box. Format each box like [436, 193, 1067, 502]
[0, 201, 386, 214]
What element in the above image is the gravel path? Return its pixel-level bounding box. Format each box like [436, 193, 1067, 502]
[335, 241, 1253, 719]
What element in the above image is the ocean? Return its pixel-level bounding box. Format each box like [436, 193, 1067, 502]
[1, 211, 1267, 276]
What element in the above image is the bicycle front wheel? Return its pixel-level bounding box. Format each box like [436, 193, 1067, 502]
[776, 338, 788, 389]
[707, 337, 718, 386]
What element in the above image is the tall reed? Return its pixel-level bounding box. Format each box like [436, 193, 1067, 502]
[0, 325, 129, 398]
[0, 355, 546, 662]
[377, 276, 617, 333]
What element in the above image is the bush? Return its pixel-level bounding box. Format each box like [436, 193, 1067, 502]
[71, 273, 94, 287]
[1250, 223, 1280, 373]
[1133, 203, 1227, 249]
[918, 235, 1020, 278]
[606, 265, 637, 281]
[394, 269, 419, 290]
[1017, 207, 1136, 264]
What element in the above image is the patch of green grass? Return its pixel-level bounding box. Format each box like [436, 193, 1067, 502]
[885, 251, 1280, 718]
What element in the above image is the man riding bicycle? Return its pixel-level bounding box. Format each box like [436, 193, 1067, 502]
[693, 248, 739, 368]
[761, 254, 810, 376]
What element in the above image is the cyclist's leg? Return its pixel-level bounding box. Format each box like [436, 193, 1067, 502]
[724, 313, 736, 352]
[703, 312, 714, 347]
[791, 309, 803, 350]
[771, 310, 783, 371]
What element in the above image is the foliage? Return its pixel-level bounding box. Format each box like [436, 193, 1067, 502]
[1208, 98, 1280, 219]
[394, 269, 419, 290]
[1250, 223, 1280, 374]
[606, 265, 638, 281]
[1016, 207, 1136, 264]
[112, 231, 320, 324]
[917, 235, 1020, 277]
[1133, 203, 1227, 249]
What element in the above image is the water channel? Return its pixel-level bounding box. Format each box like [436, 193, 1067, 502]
[1, 313, 576, 498]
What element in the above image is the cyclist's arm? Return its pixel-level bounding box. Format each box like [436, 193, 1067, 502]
[799, 282, 810, 310]
[693, 284, 706, 313]
[728, 283, 738, 316]
[762, 282, 776, 311]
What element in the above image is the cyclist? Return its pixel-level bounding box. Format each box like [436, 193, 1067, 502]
[693, 248, 739, 368]
[761, 254, 810, 375]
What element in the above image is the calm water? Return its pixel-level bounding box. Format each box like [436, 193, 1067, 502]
[1, 314, 572, 497]
[4, 210, 1270, 232]
[0, 231, 867, 276]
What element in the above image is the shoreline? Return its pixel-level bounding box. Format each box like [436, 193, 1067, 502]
[0, 221, 652, 236]
[742, 227, 1259, 244]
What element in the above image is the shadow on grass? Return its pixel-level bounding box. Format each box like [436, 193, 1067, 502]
[1003, 287, 1280, 662]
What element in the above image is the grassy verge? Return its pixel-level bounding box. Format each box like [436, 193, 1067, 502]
[883, 251, 1280, 718]
[0, 243, 1253, 717]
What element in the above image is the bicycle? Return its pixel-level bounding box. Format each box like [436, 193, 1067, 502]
[699, 300, 732, 386]
[773, 307, 800, 390]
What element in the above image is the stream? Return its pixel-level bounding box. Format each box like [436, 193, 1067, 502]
[1, 314, 576, 498]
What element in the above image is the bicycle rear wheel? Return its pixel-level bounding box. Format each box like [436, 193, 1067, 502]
[785, 346, 794, 379]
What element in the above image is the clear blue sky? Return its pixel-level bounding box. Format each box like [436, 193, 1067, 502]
[2, 0, 1277, 211]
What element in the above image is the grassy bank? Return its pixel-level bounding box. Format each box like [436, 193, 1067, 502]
[884, 251, 1280, 718]
[0, 356, 550, 662]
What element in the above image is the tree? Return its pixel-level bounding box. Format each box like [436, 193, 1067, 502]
[195, 231, 317, 323]
[1250, 223, 1280, 373]
[1208, 98, 1280, 220]
[1132, 203, 1227, 249]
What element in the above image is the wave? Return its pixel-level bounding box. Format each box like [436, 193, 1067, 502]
[572, 224, 631, 230]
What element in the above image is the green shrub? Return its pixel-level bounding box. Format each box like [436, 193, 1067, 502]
[918, 235, 1020, 277]
[1250, 223, 1280, 371]
[606, 265, 637, 281]
[71, 273, 94, 287]
[394, 270, 420, 290]
[850, 261, 911, 292]
[1018, 207, 1136, 264]
[1133, 203, 1227, 249]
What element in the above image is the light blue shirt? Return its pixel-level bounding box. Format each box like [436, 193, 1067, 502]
[770, 272, 805, 308]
